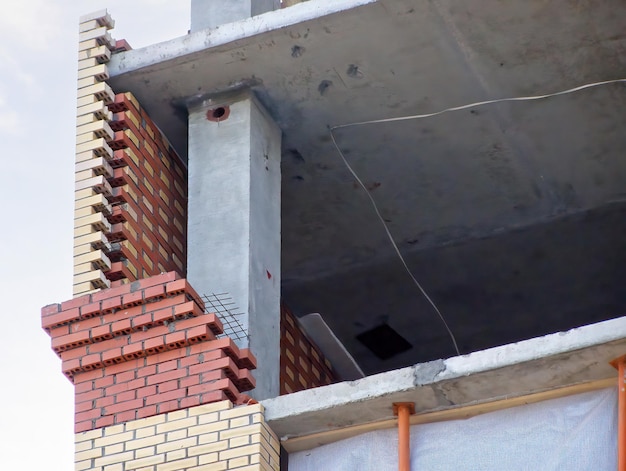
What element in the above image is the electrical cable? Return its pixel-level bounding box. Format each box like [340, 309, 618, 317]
[329, 78, 626, 357]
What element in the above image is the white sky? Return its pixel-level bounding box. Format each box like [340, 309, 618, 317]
[0, 2, 189, 468]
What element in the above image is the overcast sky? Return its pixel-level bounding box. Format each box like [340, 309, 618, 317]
[0, 2, 189, 468]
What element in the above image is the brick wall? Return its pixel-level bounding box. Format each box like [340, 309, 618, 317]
[42, 272, 257, 433]
[74, 11, 187, 297]
[280, 304, 338, 394]
[74, 401, 280, 471]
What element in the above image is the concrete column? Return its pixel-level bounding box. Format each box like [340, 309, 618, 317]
[187, 92, 282, 400]
[190, 0, 280, 32]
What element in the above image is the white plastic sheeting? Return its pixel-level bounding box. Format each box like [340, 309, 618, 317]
[289, 388, 617, 471]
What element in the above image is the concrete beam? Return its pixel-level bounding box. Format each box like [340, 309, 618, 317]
[262, 315, 626, 442]
[187, 91, 282, 400]
[190, 0, 280, 32]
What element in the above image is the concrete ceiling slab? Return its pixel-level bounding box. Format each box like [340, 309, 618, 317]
[107, 0, 626, 373]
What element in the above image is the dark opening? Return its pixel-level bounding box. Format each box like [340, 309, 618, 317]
[356, 323, 413, 360]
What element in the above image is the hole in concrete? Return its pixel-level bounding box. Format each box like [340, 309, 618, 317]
[356, 323, 413, 360]
[206, 106, 230, 122]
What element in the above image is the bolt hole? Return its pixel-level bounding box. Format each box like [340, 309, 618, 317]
[213, 107, 226, 119]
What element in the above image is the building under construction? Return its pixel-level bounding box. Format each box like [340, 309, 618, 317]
[42, 1, 626, 469]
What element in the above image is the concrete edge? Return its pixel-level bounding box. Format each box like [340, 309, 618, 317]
[108, 0, 377, 76]
[262, 316, 626, 440]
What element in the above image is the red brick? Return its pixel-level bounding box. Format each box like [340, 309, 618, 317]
[91, 324, 112, 341]
[165, 331, 186, 349]
[179, 374, 200, 388]
[238, 348, 257, 370]
[142, 285, 166, 303]
[42, 308, 80, 330]
[145, 388, 184, 406]
[189, 357, 233, 376]
[92, 284, 131, 303]
[145, 348, 185, 366]
[41, 303, 61, 317]
[188, 371, 227, 396]
[236, 369, 256, 392]
[136, 405, 157, 419]
[157, 379, 178, 393]
[114, 410, 136, 423]
[61, 295, 91, 312]
[73, 369, 104, 384]
[116, 390, 136, 403]
[75, 421, 93, 433]
[105, 358, 143, 376]
[199, 390, 228, 405]
[94, 395, 115, 409]
[60, 345, 89, 361]
[121, 290, 144, 308]
[75, 407, 103, 423]
[81, 353, 103, 368]
[94, 415, 114, 429]
[80, 302, 102, 318]
[156, 400, 180, 415]
[102, 347, 123, 364]
[101, 296, 122, 314]
[137, 365, 157, 378]
[107, 398, 143, 414]
[180, 396, 201, 409]
[157, 359, 178, 373]
[94, 375, 114, 388]
[136, 385, 157, 398]
[47, 324, 70, 339]
[88, 336, 127, 354]
[116, 369, 136, 383]
[146, 368, 187, 386]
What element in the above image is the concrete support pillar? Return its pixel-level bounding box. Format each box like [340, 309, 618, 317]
[187, 92, 282, 400]
[190, 0, 280, 32]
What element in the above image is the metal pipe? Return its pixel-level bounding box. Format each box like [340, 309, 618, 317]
[611, 355, 626, 471]
[394, 402, 415, 471]
[619, 360, 625, 471]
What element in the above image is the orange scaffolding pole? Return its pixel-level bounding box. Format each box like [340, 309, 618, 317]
[611, 355, 626, 471]
[394, 402, 415, 471]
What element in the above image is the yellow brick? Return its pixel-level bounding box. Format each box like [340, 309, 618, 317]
[194, 461, 226, 471]
[74, 262, 93, 275]
[229, 416, 251, 428]
[228, 456, 250, 468]
[76, 118, 114, 140]
[94, 431, 134, 447]
[105, 443, 125, 455]
[76, 138, 113, 161]
[77, 100, 112, 121]
[156, 457, 198, 471]
[125, 414, 166, 430]
[134, 446, 156, 459]
[74, 211, 111, 232]
[190, 402, 233, 416]
[125, 434, 166, 450]
[156, 417, 197, 434]
[104, 464, 125, 471]
[77, 95, 97, 108]
[75, 440, 93, 453]
[166, 409, 189, 421]
[197, 453, 220, 466]
[74, 205, 98, 219]
[104, 424, 127, 436]
[76, 130, 99, 144]
[187, 440, 228, 457]
[189, 421, 228, 436]
[134, 426, 156, 438]
[229, 435, 251, 448]
[219, 424, 262, 441]
[94, 451, 135, 467]
[198, 432, 219, 445]
[75, 157, 114, 177]
[125, 454, 165, 470]
[78, 38, 99, 52]
[219, 444, 262, 461]
[77, 62, 109, 81]
[75, 459, 92, 471]
[165, 449, 187, 462]
[74, 194, 110, 212]
[166, 429, 187, 442]
[76, 108, 98, 123]
[156, 437, 197, 454]
[250, 413, 264, 424]
[74, 446, 103, 461]
[73, 269, 109, 286]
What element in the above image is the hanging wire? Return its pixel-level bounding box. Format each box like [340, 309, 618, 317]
[329, 78, 626, 357]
